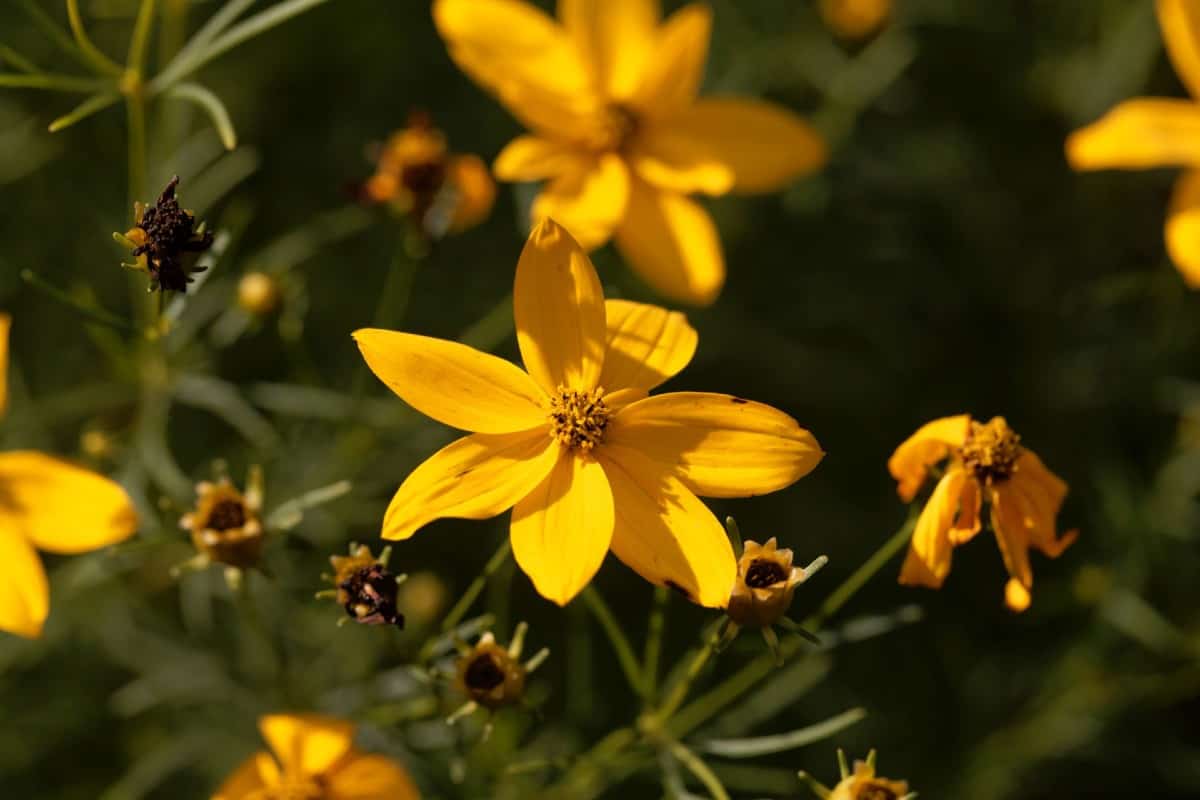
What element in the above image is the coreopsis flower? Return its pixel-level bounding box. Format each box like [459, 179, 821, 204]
[726, 538, 811, 629]
[325, 544, 405, 628]
[0, 315, 138, 638]
[819, 0, 891, 40]
[433, 0, 827, 305]
[800, 751, 913, 800]
[115, 176, 213, 293]
[213, 713, 419, 800]
[180, 470, 264, 569]
[451, 623, 548, 721]
[355, 218, 823, 607]
[889, 415, 1078, 612]
[1066, 0, 1200, 286]
[362, 112, 495, 238]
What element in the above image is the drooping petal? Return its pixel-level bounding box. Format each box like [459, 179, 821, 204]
[898, 468, 966, 589]
[510, 450, 614, 605]
[948, 473, 982, 544]
[326, 753, 421, 800]
[433, 0, 598, 138]
[259, 714, 354, 777]
[887, 415, 971, 502]
[599, 299, 697, 392]
[630, 3, 712, 117]
[354, 329, 547, 434]
[606, 392, 822, 498]
[514, 217, 608, 393]
[1166, 168, 1200, 287]
[0, 531, 48, 638]
[382, 429, 557, 541]
[0, 313, 9, 418]
[0, 451, 137, 554]
[212, 753, 268, 800]
[1065, 98, 1200, 170]
[1158, 0, 1200, 100]
[559, 0, 660, 101]
[615, 180, 725, 306]
[531, 154, 630, 250]
[989, 484, 1034, 598]
[1011, 451, 1078, 558]
[597, 447, 734, 608]
[494, 135, 589, 182]
[636, 98, 827, 194]
[1004, 578, 1032, 613]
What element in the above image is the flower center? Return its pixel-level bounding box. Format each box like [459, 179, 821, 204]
[744, 559, 789, 588]
[549, 387, 610, 452]
[855, 786, 899, 800]
[337, 564, 404, 628]
[464, 652, 507, 691]
[958, 417, 1022, 483]
[249, 777, 326, 800]
[207, 499, 247, 531]
[590, 103, 640, 152]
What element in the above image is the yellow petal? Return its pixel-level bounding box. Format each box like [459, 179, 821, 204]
[1166, 168, 1200, 287]
[615, 180, 725, 306]
[382, 429, 557, 541]
[989, 484, 1033, 594]
[948, 473, 982, 545]
[494, 135, 588, 182]
[1066, 98, 1200, 170]
[1011, 452, 1078, 558]
[820, 0, 892, 40]
[637, 98, 826, 194]
[1159, 0, 1200, 100]
[887, 415, 970, 502]
[599, 299, 697, 392]
[1004, 577, 1031, 612]
[0, 451, 137, 554]
[326, 753, 421, 800]
[597, 447, 734, 608]
[510, 450, 614, 605]
[630, 3, 712, 117]
[0, 530, 48, 638]
[606, 392, 822, 498]
[212, 753, 268, 800]
[0, 313, 9, 418]
[433, 0, 598, 138]
[531, 153, 630, 250]
[559, 0, 659, 101]
[354, 329, 547, 434]
[898, 468, 965, 589]
[259, 713, 354, 777]
[447, 154, 496, 233]
[514, 218, 608, 393]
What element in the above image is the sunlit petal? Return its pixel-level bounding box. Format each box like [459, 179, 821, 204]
[631, 3, 712, 117]
[989, 484, 1034, 598]
[559, 0, 660, 101]
[531, 153, 630, 250]
[0, 313, 9, 418]
[1159, 0, 1200, 100]
[259, 713, 354, 776]
[887, 415, 970, 502]
[494, 135, 589, 182]
[1066, 98, 1200, 170]
[326, 753, 421, 800]
[0, 530, 47, 639]
[898, 468, 965, 588]
[1166, 168, 1200, 287]
[599, 299, 697, 393]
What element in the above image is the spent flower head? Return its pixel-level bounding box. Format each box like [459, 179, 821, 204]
[727, 537, 824, 629]
[450, 622, 549, 722]
[115, 176, 213, 293]
[324, 543, 405, 629]
[800, 750, 914, 800]
[179, 467, 264, 570]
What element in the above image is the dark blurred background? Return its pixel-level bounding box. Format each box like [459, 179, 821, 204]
[1, 1, 1198, 798]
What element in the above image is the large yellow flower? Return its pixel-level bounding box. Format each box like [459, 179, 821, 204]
[1066, 0, 1200, 286]
[355, 219, 822, 607]
[213, 713, 419, 799]
[889, 415, 1077, 612]
[0, 315, 138, 638]
[433, 0, 827, 306]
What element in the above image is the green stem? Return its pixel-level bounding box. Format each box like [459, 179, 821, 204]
[66, 0, 124, 76]
[0, 73, 110, 92]
[48, 91, 121, 132]
[654, 618, 726, 723]
[430, 538, 511, 642]
[126, 0, 160, 77]
[582, 586, 644, 698]
[0, 45, 39, 73]
[16, 0, 95, 72]
[642, 585, 669, 703]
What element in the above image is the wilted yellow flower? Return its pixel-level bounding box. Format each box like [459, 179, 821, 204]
[355, 219, 823, 607]
[114, 176, 213, 293]
[326, 544, 405, 628]
[820, 0, 891, 40]
[1066, 0, 1200, 286]
[727, 538, 810, 628]
[363, 112, 495, 238]
[180, 470, 264, 569]
[0, 315, 138, 638]
[433, 0, 827, 305]
[889, 415, 1077, 611]
[213, 713, 419, 800]
[828, 758, 910, 800]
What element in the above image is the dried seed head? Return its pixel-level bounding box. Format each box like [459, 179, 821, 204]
[120, 177, 213, 293]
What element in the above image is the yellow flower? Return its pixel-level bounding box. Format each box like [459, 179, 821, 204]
[433, 0, 827, 305]
[1066, 0, 1200, 286]
[726, 538, 809, 628]
[889, 415, 1078, 612]
[180, 471, 264, 569]
[355, 218, 823, 607]
[0, 315, 138, 638]
[820, 0, 891, 40]
[828, 759, 910, 800]
[213, 713, 419, 800]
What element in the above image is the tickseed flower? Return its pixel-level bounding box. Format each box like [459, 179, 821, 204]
[433, 0, 827, 305]
[450, 622, 548, 721]
[114, 176, 213, 293]
[322, 543, 405, 629]
[1066, 0, 1200, 287]
[354, 218, 823, 607]
[180, 469, 264, 570]
[213, 713, 420, 800]
[820, 0, 891, 40]
[0, 315, 138, 638]
[889, 415, 1078, 612]
[800, 750, 913, 800]
[362, 112, 495, 239]
[727, 537, 823, 629]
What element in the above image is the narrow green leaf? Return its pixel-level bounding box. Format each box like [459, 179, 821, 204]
[695, 707, 868, 759]
[165, 82, 238, 149]
[48, 91, 120, 132]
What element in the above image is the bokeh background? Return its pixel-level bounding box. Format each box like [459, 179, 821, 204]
[1, 0, 1198, 798]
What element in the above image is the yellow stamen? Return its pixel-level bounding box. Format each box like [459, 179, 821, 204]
[549, 387, 610, 452]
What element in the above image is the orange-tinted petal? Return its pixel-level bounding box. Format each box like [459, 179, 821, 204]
[0, 530, 48, 638]
[887, 415, 971, 502]
[949, 472, 982, 545]
[599, 299, 697, 393]
[259, 713, 354, 776]
[989, 483, 1033, 594]
[1066, 98, 1200, 170]
[1166, 168, 1200, 287]
[1159, 0, 1200, 100]
[212, 752, 269, 799]
[494, 135, 588, 182]
[326, 752, 421, 800]
[0, 313, 9, 418]
[898, 468, 965, 589]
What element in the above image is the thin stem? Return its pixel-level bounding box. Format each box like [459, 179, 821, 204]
[20, 270, 138, 333]
[48, 91, 121, 132]
[582, 586, 644, 698]
[655, 618, 726, 722]
[65, 0, 124, 76]
[665, 738, 730, 800]
[0, 73, 110, 92]
[642, 585, 669, 703]
[127, 0, 161, 78]
[438, 538, 512, 635]
[15, 0, 95, 72]
[0, 45, 39, 73]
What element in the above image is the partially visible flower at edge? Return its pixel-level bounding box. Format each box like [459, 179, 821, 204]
[1066, 0, 1200, 287]
[433, 0, 827, 306]
[819, 0, 892, 40]
[354, 218, 823, 609]
[889, 414, 1078, 612]
[0, 314, 138, 638]
[213, 713, 420, 800]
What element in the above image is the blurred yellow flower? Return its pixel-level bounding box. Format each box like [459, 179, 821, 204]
[355, 219, 822, 607]
[433, 0, 827, 305]
[180, 471, 264, 570]
[889, 415, 1077, 611]
[0, 315, 138, 638]
[820, 0, 892, 40]
[828, 758, 910, 800]
[1066, 0, 1200, 286]
[213, 713, 419, 800]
